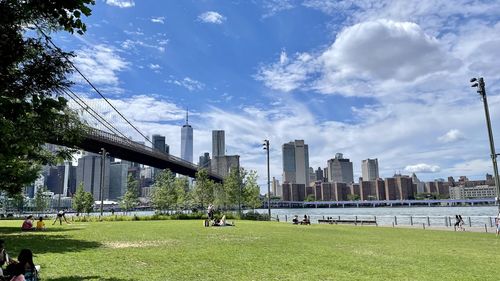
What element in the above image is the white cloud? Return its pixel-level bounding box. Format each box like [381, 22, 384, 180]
[198, 11, 226, 24]
[121, 39, 165, 52]
[405, 164, 441, 173]
[106, 0, 135, 8]
[255, 50, 317, 92]
[438, 129, 465, 143]
[167, 77, 205, 92]
[446, 159, 492, 176]
[320, 20, 459, 82]
[124, 29, 144, 36]
[149, 64, 161, 70]
[256, 20, 460, 96]
[151, 17, 165, 24]
[302, 0, 355, 16]
[73, 44, 128, 86]
[262, 0, 296, 18]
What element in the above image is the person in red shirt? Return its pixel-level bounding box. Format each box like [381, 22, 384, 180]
[21, 216, 34, 231]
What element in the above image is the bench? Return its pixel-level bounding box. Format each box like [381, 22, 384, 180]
[318, 219, 377, 225]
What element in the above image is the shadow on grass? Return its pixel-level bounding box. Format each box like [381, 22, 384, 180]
[45, 276, 134, 281]
[0, 227, 102, 255]
[0, 226, 79, 235]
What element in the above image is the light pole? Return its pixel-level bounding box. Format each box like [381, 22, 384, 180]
[99, 148, 108, 216]
[470, 77, 500, 211]
[263, 140, 271, 219]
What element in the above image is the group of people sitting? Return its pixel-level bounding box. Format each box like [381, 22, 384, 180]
[20, 216, 44, 232]
[0, 240, 39, 281]
[292, 215, 311, 225]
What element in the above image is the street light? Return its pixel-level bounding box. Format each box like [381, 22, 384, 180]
[470, 77, 500, 211]
[263, 140, 271, 219]
[99, 148, 109, 217]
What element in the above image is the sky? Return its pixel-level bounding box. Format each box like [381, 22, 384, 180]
[52, 0, 500, 193]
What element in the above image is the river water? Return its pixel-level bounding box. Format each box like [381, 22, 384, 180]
[253, 206, 500, 227]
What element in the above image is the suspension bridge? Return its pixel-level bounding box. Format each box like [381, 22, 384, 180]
[41, 30, 223, 183]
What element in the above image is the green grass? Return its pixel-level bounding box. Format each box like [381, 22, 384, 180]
[1, 219, 499, 280]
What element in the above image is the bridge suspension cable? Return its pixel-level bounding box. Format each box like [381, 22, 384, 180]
[56, 87, 129, 140]
[35, 24, 153, 146]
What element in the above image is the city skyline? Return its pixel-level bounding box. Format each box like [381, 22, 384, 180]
[52, 1, 500, 192]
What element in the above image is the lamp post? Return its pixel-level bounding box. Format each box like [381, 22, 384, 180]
[470, 77, 500, 211]
[263, 140, 271, 219]
[99, 148, 108, 216]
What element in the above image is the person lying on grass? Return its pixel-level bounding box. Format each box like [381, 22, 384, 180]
[213, 215, 234, 227]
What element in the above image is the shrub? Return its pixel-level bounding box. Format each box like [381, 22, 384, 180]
[240, 212, 270, 221]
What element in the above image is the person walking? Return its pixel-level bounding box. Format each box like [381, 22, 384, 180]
[454, 215, 460, 230]
[458, 215, 465, 231]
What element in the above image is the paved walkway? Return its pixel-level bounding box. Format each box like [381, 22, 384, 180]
[374, 223, 499, 234]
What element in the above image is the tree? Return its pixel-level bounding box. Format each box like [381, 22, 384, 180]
[193, 169, 215, 209]
[347, 194, 360, 201]
[149, 170, 177, 213]
[174, 177, 189, 210]
[34, 186, 50, 214]
[243, 170, 261, 210]
[82, 192, 94, 214]
[11, 192, 26, 213]
[223, 168, 248, 212]
[213, 182, 228, 210]
[305, 194, 316, 202]
[120, 174, 139, 213]
[72, 183, 86, 216]
[0, 0, 95, 195]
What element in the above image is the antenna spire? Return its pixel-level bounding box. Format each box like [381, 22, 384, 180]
[186, 107, 189, 125]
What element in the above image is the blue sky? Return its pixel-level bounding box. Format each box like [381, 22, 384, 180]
[54, 0, 500, 192]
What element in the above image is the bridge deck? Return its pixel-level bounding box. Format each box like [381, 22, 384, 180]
[53, 127, 223, 182]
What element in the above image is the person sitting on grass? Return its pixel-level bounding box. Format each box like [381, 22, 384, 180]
[21, 216, 34, 231]
[292, 215, 299, 225]
[35, 217, 45, 231]
[0, 240, 13, 277]
[7, 262, 25, 281]
[301, 215, 310, 225]
[13, 249, 39, 281]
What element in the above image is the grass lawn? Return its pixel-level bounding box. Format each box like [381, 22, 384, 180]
[0, 219, 498, 280]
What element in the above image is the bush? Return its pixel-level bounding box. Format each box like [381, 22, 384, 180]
[65, 211, 262, 223]
[240, 211, 270, 221]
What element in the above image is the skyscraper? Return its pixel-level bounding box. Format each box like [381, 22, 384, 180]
[361, 158, 379, 181]
[315, 167, 324, 182]
[212, 130, 225, 157]
[198, 152, 211, 169]
[282, 140, 309, 185]
[76, 153, 110, 200]
[327, 153, 354, 183]
[109, 162, 128, 200]
[152, 134, 167, 179]
[181, 110, 193, 163]
[152, 134, 166, 153]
